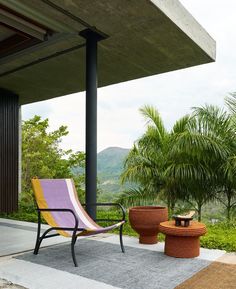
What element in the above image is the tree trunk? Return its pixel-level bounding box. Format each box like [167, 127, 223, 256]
[167, 194, 171, 215]
[166, 193, 175, 217]
[197, 203, 202, 222]
[226, 189, 232, 222]
[226, 206, 231, 221]
[170, 202, 175, 216]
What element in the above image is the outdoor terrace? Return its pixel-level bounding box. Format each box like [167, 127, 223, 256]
[0, 1, 229, 288]
[0, 218, 235, 289]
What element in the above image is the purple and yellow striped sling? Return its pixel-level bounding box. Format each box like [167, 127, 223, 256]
[32, 178, 124, 237]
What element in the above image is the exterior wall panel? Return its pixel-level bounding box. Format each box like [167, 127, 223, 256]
[0, 89, 19, 213]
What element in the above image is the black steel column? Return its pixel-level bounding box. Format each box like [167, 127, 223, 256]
[80, 29, 106, 219]
[0, 88, 19, 213]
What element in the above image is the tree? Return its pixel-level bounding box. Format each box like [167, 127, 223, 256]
[119, 105, 189, 214]
[120, 104, 233, 221]
[213, 94, 236, 220]
[21, 115, 85, 203]
[166, 105, 231, 221]
[192, 104, 236, 220]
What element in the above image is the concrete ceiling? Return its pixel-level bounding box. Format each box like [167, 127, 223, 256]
[0, 0, 216, 105]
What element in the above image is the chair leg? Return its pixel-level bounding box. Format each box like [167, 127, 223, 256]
[34, 236, 43, 255]
[119, 224, 125, 253]
[71, 234, 78, 267]
[34, 210, 41, 255]
[34, 227, 57, 255]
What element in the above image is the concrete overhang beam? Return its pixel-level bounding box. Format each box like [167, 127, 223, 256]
[0, 0, 216, 104]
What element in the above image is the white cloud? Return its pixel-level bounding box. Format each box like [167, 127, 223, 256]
[22, 0, 236, 152]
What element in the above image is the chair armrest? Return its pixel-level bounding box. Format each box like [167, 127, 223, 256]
[82, 203, 126, 222]
[37, 208, 79, 229]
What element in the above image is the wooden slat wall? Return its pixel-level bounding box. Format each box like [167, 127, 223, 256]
[0, 88, 19, 213]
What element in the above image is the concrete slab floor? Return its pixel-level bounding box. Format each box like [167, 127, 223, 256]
[0, 218, 233, 289]
[0, 218, 68, 257]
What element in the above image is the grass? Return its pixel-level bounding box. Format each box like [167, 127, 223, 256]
[0, 204, 235, 252]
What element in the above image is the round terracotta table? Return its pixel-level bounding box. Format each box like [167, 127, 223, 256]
[159, 221, 206, 258]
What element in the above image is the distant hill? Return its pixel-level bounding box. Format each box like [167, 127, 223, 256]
[97, 147, 130, 199]
[98, 147, 130, 177]
[72, 147, 130, 200]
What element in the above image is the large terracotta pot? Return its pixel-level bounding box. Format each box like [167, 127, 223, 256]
[129, 206, 168, 244]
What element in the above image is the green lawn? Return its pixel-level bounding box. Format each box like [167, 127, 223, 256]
[1, 206, 235, 252]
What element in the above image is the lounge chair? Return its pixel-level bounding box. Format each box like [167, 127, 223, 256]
[31, 178, 125, 266]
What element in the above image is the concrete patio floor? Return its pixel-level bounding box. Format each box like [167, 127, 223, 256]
[0, 218, 234, 289]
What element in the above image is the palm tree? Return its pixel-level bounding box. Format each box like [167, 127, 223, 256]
[166, 105, 231, 221]
[119, 105, 189, 214]
[214, 94, 236, 220]
[120, 103, 236, 221]
[195, 103, 236, 221]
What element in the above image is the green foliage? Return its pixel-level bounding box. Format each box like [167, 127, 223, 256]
[95, 210, 236, 251]
[120, 105, 171, 208]
[192, 104, 236, 221]
[0, 200, 40, 223]
[117, 187, 159, 207]
[3, 103, 235, 253]
[120, 100, 236, 222]
[225, 92, 236, 115]
[2, 207, 235, 252]
[21, 115, 85, 203]
[97, 191, 117, 202]
[201, 222, 236, 251]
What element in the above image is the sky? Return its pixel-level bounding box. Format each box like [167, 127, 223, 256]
[22, 0, 236, 153]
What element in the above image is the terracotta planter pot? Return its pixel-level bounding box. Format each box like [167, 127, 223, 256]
[129, 206, 168, 244]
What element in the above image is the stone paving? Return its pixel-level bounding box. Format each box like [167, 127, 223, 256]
[0, 279, 26, 289]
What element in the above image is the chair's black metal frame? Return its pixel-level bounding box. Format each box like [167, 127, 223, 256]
[84, 203, 126, 254]
[34, 203, 126, 267]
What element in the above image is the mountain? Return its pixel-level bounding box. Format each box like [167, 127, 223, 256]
[97, 147, 130, 199]
[98, 147, 130, 177]
[72, 147, 130, 200]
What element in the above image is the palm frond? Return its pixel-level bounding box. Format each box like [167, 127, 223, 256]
[170, 130, 229, 162]
[225, 92, 236, 115]
[139, 105, 167, 140]
[165, 162, 212, 183]
[116, 187, 158, 207]
[192, 105, 232, 138]
[171, 115, 190, 134]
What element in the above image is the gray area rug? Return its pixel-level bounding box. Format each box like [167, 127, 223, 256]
[16, 239, 210, 289]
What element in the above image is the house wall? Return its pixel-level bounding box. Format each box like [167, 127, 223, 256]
[0, 89, 19, 213]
